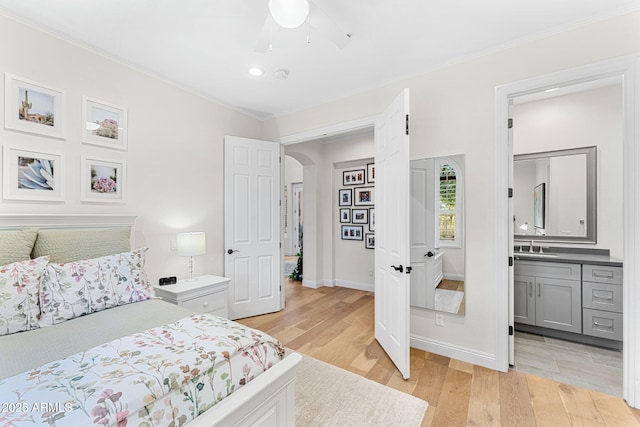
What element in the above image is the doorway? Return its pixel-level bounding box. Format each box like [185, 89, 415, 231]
[292, 182, 303, 256]
[510, 80, 623, 396]
[495, 56, 640, 408]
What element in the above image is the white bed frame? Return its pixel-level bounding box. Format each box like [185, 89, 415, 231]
[0, 213, 302, 427]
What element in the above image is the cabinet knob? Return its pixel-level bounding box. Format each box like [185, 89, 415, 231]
[203, 302, 209, 308]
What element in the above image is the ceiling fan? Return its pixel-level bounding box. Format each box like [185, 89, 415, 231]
[254, 0, 352, 52]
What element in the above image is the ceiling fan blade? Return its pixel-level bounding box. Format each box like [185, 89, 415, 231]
[253, 15, 272, 53]
[308, 1, 352, 49]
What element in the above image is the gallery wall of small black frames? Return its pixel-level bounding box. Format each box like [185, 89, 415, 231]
[338, 163, 375, 249]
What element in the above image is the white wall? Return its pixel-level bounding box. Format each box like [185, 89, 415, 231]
[0, 13, 263, 284]
[265, 11, 640, 365]
[513, 84, 623, 257]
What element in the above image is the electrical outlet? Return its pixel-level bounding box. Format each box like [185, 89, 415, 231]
[435, 314, 444, 326]
[170, 239, 177, 252]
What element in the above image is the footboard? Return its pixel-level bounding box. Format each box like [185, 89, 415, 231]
[188, 352, 302, 427]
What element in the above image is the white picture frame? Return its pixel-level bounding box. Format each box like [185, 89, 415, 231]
[81, 156, 126, 203]
[2, 145, 65, 202]
[4, 73, 66, 139]
[82, 96, 128, 150]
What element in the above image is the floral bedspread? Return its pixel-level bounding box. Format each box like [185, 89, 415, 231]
[0, 314, 285, 426]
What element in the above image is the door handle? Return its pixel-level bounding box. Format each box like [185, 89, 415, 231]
[391, 265, 404, 273]
[227, 249, 239, 255]
[424, 251, 434, 258]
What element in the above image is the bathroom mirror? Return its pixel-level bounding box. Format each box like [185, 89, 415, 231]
[514, 146, 596, 243]
[409, 154, 465, 314]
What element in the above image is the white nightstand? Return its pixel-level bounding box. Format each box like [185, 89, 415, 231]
[154, 274, 230, 318]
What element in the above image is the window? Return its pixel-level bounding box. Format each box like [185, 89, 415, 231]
[436, 158, 462, 247]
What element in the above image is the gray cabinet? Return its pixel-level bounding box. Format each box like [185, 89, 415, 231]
[514, 274, 535, 325]
[514, 261, 581, 333]
[582, 264, 623, 341]
[514, 259, 623, 346]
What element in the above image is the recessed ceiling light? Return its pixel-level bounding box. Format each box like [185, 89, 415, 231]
[248, 67, 264, 77]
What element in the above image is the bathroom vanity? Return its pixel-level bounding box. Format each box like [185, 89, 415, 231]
[514, 247, 623, 350]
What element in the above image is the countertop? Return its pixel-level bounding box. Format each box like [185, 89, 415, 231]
[513, 247, 622, 267]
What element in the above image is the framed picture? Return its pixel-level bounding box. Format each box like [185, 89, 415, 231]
[354, 186, 375, 206]
[339, 208, 351, 223]
[342, 169, 365, 186]
[352, 208, 368, 224]
[4, 73, 66, 139]
[369, 208, 375, 232]
[81, 156, 126, 203]
[341, 225, 363, 241]
[338, 188, 352, 206]
[367, 163, 375, 183]
[533, 183, 545, 229]
[365, 233, 375, 249]
[2, 145, 65, 202]
[82, 96, 128, 150]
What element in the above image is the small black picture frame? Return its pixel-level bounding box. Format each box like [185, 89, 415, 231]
[352, 208, 368, 224]
[339, 208, 351, 223]
[343, 169, 366, 186]
[365, 233, 375, 249]
[339, 188, 352, 206]
[341, 225, 363, 241]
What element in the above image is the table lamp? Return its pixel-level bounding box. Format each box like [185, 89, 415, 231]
[177, 231, 206, 281]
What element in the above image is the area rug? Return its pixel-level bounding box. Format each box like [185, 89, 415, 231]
[295, 353, 428, 426]
[434, 289, 464, 313]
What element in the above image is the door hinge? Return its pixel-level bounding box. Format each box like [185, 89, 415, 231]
[405, 114, 409, 135]
[405, 266, 412, 274]
[279, 156, 282, 163]
[279, 242, 282, 248]
[508, 256, 514, 267]
[508, 118, 513, 129]
[509, 325, 514, 336]
[508, 188, 513, 198]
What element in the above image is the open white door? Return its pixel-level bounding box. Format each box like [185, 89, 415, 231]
[224, 136, 283, 320]
[410, 158, 437, 309]
[507, 101, 515, 365]
[374, 89, 411, 379]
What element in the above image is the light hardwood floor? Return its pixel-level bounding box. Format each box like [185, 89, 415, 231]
[237, 280, 640, 426]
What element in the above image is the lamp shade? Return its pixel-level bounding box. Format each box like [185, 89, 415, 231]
[177, 232, 206, 256]
[269, 0, 309, 29]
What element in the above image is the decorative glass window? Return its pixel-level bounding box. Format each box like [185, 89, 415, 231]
[436, 158, 462, 247]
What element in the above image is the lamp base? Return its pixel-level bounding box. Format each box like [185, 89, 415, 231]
[186, 256, 197, 282]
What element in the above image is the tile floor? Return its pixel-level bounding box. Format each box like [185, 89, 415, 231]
[513, 331, 623, 397]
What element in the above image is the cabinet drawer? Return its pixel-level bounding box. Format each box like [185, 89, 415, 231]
[182, 292, 226, 316]
[514, 261, 581, 281]
[582, 281, 623, 313]
[582, 264, 622, 285]
[582, 308, 623, 341]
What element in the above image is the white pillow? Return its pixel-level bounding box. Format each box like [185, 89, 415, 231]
[38, 248, 152, 326]
[0, 257, 49, 335]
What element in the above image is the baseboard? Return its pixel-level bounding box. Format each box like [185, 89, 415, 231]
[335, 280, 374, 292]
[410, 335, 498, 371]
[302, 279, 335, 289]
[443, 273, 465, 281]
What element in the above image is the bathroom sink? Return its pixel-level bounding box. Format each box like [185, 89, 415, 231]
[514, 252, 558, 258]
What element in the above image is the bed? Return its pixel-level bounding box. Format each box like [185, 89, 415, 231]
[0, 214, 301, 427]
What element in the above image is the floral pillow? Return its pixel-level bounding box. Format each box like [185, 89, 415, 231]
[39, 248, 152, 326]
[0, 257, 49, 335]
